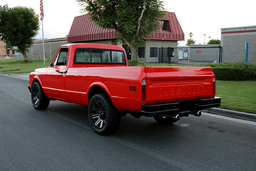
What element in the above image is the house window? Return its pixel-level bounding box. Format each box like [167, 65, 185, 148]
[162, 21, 167, 30]
[138, 47, 145, 58]
[150, 47, 157, 57]
[161, 20, 169, 31]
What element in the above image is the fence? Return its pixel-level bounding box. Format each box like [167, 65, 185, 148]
[177, 45, 222, 65]
[19, 37, 68, 60]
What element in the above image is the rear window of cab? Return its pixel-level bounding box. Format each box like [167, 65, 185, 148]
[74, 48, 126, 64]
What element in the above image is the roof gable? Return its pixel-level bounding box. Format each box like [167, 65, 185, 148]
[68, 12, 184, 43]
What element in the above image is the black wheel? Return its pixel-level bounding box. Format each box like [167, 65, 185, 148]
[31, 82, 50, 110]
[153, 115, 178, 125]
[88, 94, 121, 135]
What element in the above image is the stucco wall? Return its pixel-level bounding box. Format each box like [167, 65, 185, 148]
[20, 38, 68, 60]
[221, 26, 256, 64]
[190, 45, 221, 63]
[0, 41, 6, 57]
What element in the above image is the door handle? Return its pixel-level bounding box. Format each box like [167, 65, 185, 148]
[58, 70, 67, 74]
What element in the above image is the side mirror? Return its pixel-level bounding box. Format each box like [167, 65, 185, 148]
[50, 63, 54, 67]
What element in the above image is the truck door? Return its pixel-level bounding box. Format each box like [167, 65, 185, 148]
[45, 48, 68, 100]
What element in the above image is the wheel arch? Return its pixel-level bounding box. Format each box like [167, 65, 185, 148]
[30, 78, 50, 110]
[31, 76, 42, 86]
[88, 83, 115, 108]
[30, 76, 48, 98]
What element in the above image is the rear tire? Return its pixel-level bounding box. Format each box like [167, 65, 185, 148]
[153, 115, 178, 125]
[88, 94, 121, 135]
[31, 82, 50, 110]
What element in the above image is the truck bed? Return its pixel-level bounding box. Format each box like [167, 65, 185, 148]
[145, 66, 215, 104]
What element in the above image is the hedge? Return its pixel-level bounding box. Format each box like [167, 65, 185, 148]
[210, 62, 256, 81]
[213, 68, 256, 81]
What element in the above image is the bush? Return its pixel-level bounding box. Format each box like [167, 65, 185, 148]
[213, 68, 255, 81]
[128, 60, 172, 66]
[128, 60, 146, 66]
[208, 39, 221, 44]
[210, 62, 256, 81]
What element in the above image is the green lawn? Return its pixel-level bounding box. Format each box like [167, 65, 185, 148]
[216, 81, 256, 114]
[0, 59, 52, 73]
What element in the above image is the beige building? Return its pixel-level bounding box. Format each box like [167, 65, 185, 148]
[0, 40, 18, 58]
[0, 41, 6, 58]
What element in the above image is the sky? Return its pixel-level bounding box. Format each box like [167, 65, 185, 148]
[1, 0, 256, 45]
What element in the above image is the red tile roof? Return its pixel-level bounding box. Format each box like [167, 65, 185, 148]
[68, 12, 184, 43]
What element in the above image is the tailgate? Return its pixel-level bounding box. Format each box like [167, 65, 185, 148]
[145, 66, 215, 103]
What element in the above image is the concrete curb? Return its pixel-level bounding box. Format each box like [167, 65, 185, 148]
[0, 72, 29, 81]
[203, 108, 256, 122]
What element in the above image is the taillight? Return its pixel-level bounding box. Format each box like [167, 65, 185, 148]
[142, 79, 146, 101]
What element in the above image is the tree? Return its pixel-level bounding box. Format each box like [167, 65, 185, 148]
[188, 32, 193, 39]
[186, 32, 195, 46]
[0, 5, 39, 62]
[208, 39, 221, 44]
[77, 0, 165, 61]
[186, 39, 195, 46]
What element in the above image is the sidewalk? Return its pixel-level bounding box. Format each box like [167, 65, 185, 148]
[1, 72, 256, 122]
[0, 72, 30, 81]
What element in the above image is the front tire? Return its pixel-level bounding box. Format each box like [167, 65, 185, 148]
[31, 82, 50, 110]
[88, 94, 121, 135]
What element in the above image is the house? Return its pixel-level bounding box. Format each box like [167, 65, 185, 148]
[68, 11, 184, 63]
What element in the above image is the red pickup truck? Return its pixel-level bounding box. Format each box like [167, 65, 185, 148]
[29, 43, 221, 134]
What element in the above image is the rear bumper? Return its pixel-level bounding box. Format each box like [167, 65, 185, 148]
[141, 97, 221, 116]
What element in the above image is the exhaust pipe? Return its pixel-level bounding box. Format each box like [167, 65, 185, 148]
[193, 110, 201, 117]
[173, 114, 180, 121]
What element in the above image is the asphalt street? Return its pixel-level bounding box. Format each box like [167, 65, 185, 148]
[0, 75, 256, 171]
